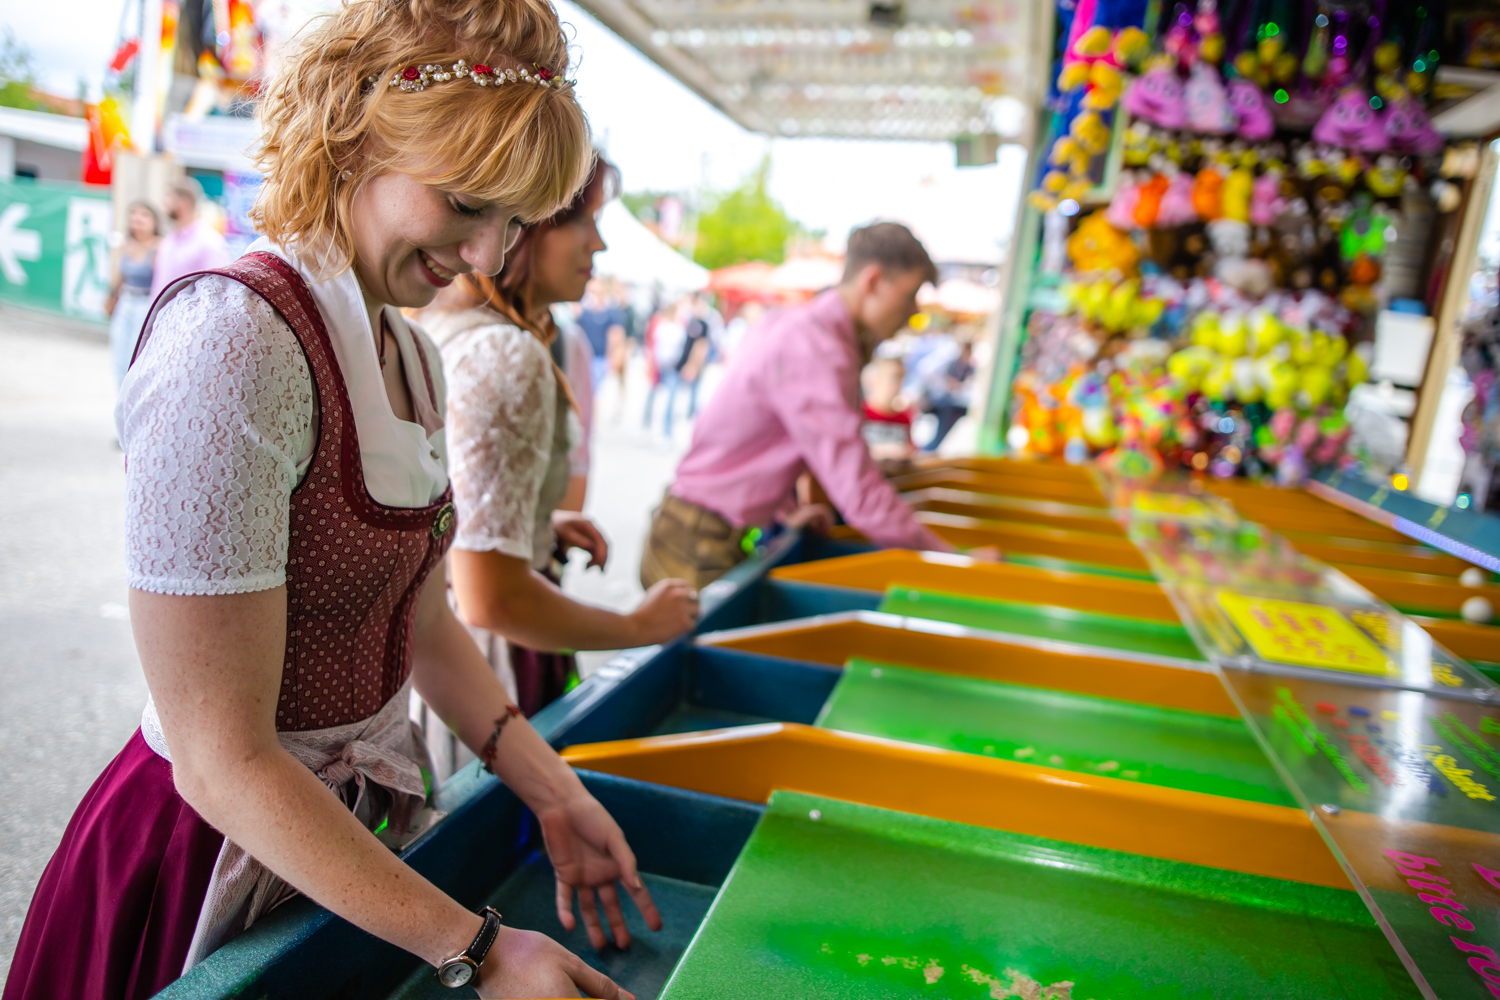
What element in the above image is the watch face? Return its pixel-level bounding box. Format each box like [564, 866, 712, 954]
[438, 959, 475, 988]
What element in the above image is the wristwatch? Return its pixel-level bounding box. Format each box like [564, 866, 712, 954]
[436, 906, 503, 988]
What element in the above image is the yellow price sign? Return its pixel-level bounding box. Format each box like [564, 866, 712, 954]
[1217, 592, 1393, 676]
[1130, 493, 1219, 520]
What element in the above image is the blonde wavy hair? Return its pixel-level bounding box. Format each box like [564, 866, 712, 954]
[251, 0, 592, 269]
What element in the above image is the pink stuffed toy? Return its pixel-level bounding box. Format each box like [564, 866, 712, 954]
[1228, 79, 1275, 140]
[1105, 173, 1143, 230]
[1248, 169, 1287, 226]
[1383, 95, 1443, 155]
[1123, 63, 1187, 129]
[1155, 169, 1199, 227]
[1185, 62, 1236, 134]
[1312, 88, 1383, 149]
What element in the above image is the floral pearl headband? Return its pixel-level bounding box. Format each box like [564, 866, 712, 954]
[387, 58, 573, 93]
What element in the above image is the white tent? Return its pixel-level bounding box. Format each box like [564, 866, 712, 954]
[593, 200, 709, 291]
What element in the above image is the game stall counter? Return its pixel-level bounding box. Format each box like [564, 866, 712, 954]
[152, 451, 1500, 999]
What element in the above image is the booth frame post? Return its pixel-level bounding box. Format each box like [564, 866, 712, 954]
[1408, 138, 1499, 487]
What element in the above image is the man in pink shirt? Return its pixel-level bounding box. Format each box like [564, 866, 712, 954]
[641, 222, 954, 589]
[148, 178, 231, 299]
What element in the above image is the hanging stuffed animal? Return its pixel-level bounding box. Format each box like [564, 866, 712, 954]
[1312, 87, 1384, 149]
[1248, 168, 1287, 226]
[1123, 61, 1188, 130]
[1227, 78, 1275, 140]
[1156, 167, 1200, 227]
[1382, 94, 1443, 155]
[1186, 61, 1237, 134]
[1105, 171, 1144, 230]
[1134, 171, 1172, 228]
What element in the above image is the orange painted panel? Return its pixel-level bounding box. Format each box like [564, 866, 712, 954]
[907, 493, 1129, 536]
[1410, 616, 1500, 663]
[1341, 566, 1496, 615]
[562, 724, 1351, 890]
[698, 616, 1238, 717]
[889, 469, 1108, 506]
[915, 513, 1152, 571]
[770, 550, 1182, 622]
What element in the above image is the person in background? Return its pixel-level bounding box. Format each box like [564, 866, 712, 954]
[641, 297, 688, 439]
[105, 201, 160, 388]
[147, 178, 230, 299]
[923, 339, 977, 452]
[419, 155, 698, 718]
[719, 299, 765, 365]
[860, 356, 914, 462]
[641, 222, 958, 589]
[576, 279, 626, 389]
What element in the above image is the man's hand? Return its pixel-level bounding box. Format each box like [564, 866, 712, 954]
[539, 791, 663, 952]
[553, 511, 608, 569]
[782, 503, 836, 535]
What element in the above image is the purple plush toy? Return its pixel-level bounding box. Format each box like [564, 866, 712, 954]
[1123, 63, 1187, 130]
[1312, 87, 1384, 150]
[1383, 94, 1444, 155]
[1228, 78, 1275, 140]
[1185, 62, 1236, 134]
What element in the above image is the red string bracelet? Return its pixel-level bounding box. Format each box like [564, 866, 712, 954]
[479, 704, 524, 774]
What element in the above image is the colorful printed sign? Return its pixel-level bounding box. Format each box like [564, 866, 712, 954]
[1217, 592, 1392, 675]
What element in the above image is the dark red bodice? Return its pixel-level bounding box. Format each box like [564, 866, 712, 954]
[136, 252, 455, 731]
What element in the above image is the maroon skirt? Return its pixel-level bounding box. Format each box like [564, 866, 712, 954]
[4, 730, 224, 1000]
[509, 641, 577, 718]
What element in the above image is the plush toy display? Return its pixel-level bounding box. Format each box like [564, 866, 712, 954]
[1013, 0, 1467, 484]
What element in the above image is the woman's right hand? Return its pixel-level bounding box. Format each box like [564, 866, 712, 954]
[477, 925, 634, 999]
[627, 578, 699, 646]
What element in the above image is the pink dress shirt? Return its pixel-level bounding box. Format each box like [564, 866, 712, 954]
[672, 289, 949, 552]
[149, 219, 231, 299]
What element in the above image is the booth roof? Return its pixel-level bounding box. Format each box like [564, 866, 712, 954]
[569, 0, 1050, 142]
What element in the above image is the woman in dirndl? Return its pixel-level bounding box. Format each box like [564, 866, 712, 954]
[3, 1, 656, 997]
[418, 155, 698, 721]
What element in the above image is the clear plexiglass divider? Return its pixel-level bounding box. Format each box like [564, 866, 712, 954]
[1092, 470, 1500, 1000]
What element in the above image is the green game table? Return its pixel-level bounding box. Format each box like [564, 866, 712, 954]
[660, 791, 1417, 1000]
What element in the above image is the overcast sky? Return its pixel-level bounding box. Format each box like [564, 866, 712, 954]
[3, 0, 1027, 261]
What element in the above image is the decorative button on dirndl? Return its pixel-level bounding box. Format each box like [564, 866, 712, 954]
[431, 502, 455, 539]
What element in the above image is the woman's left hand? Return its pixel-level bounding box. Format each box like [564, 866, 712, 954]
[539, 790, 662, 950]
[553, 512, 608, 569]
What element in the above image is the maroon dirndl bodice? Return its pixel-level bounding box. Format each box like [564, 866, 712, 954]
[4, 252, 454, 1000]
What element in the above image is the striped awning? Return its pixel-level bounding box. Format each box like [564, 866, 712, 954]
[571, 0, 1052, 142]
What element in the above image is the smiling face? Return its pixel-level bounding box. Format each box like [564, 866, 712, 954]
[347, 171, 524, 309]
[529, 209, 607, 309]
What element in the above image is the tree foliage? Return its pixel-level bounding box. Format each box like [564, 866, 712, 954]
[0, 31, 44, 112]
[692, 157, 809, 270]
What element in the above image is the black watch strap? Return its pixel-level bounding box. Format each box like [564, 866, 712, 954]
[436, 906, 503, 988]
[468, 906, 502, 965]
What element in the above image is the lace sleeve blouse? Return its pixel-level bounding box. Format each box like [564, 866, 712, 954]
[430, 310, 571, 570]
[117, 243, 450, 597]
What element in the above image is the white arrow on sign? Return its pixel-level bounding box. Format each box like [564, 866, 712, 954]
[0, 203, 43, 285]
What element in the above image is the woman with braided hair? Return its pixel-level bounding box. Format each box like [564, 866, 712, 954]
[4, 2, 654, 998]
[418, 154, 698, 721]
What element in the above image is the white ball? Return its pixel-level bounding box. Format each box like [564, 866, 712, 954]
[1460, 567, 1488, 588]
[1461, 596, 1494, 624]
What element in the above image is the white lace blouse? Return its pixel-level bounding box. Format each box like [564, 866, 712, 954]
[116, 241, 449, 597]
[424, 308, 575, 571]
